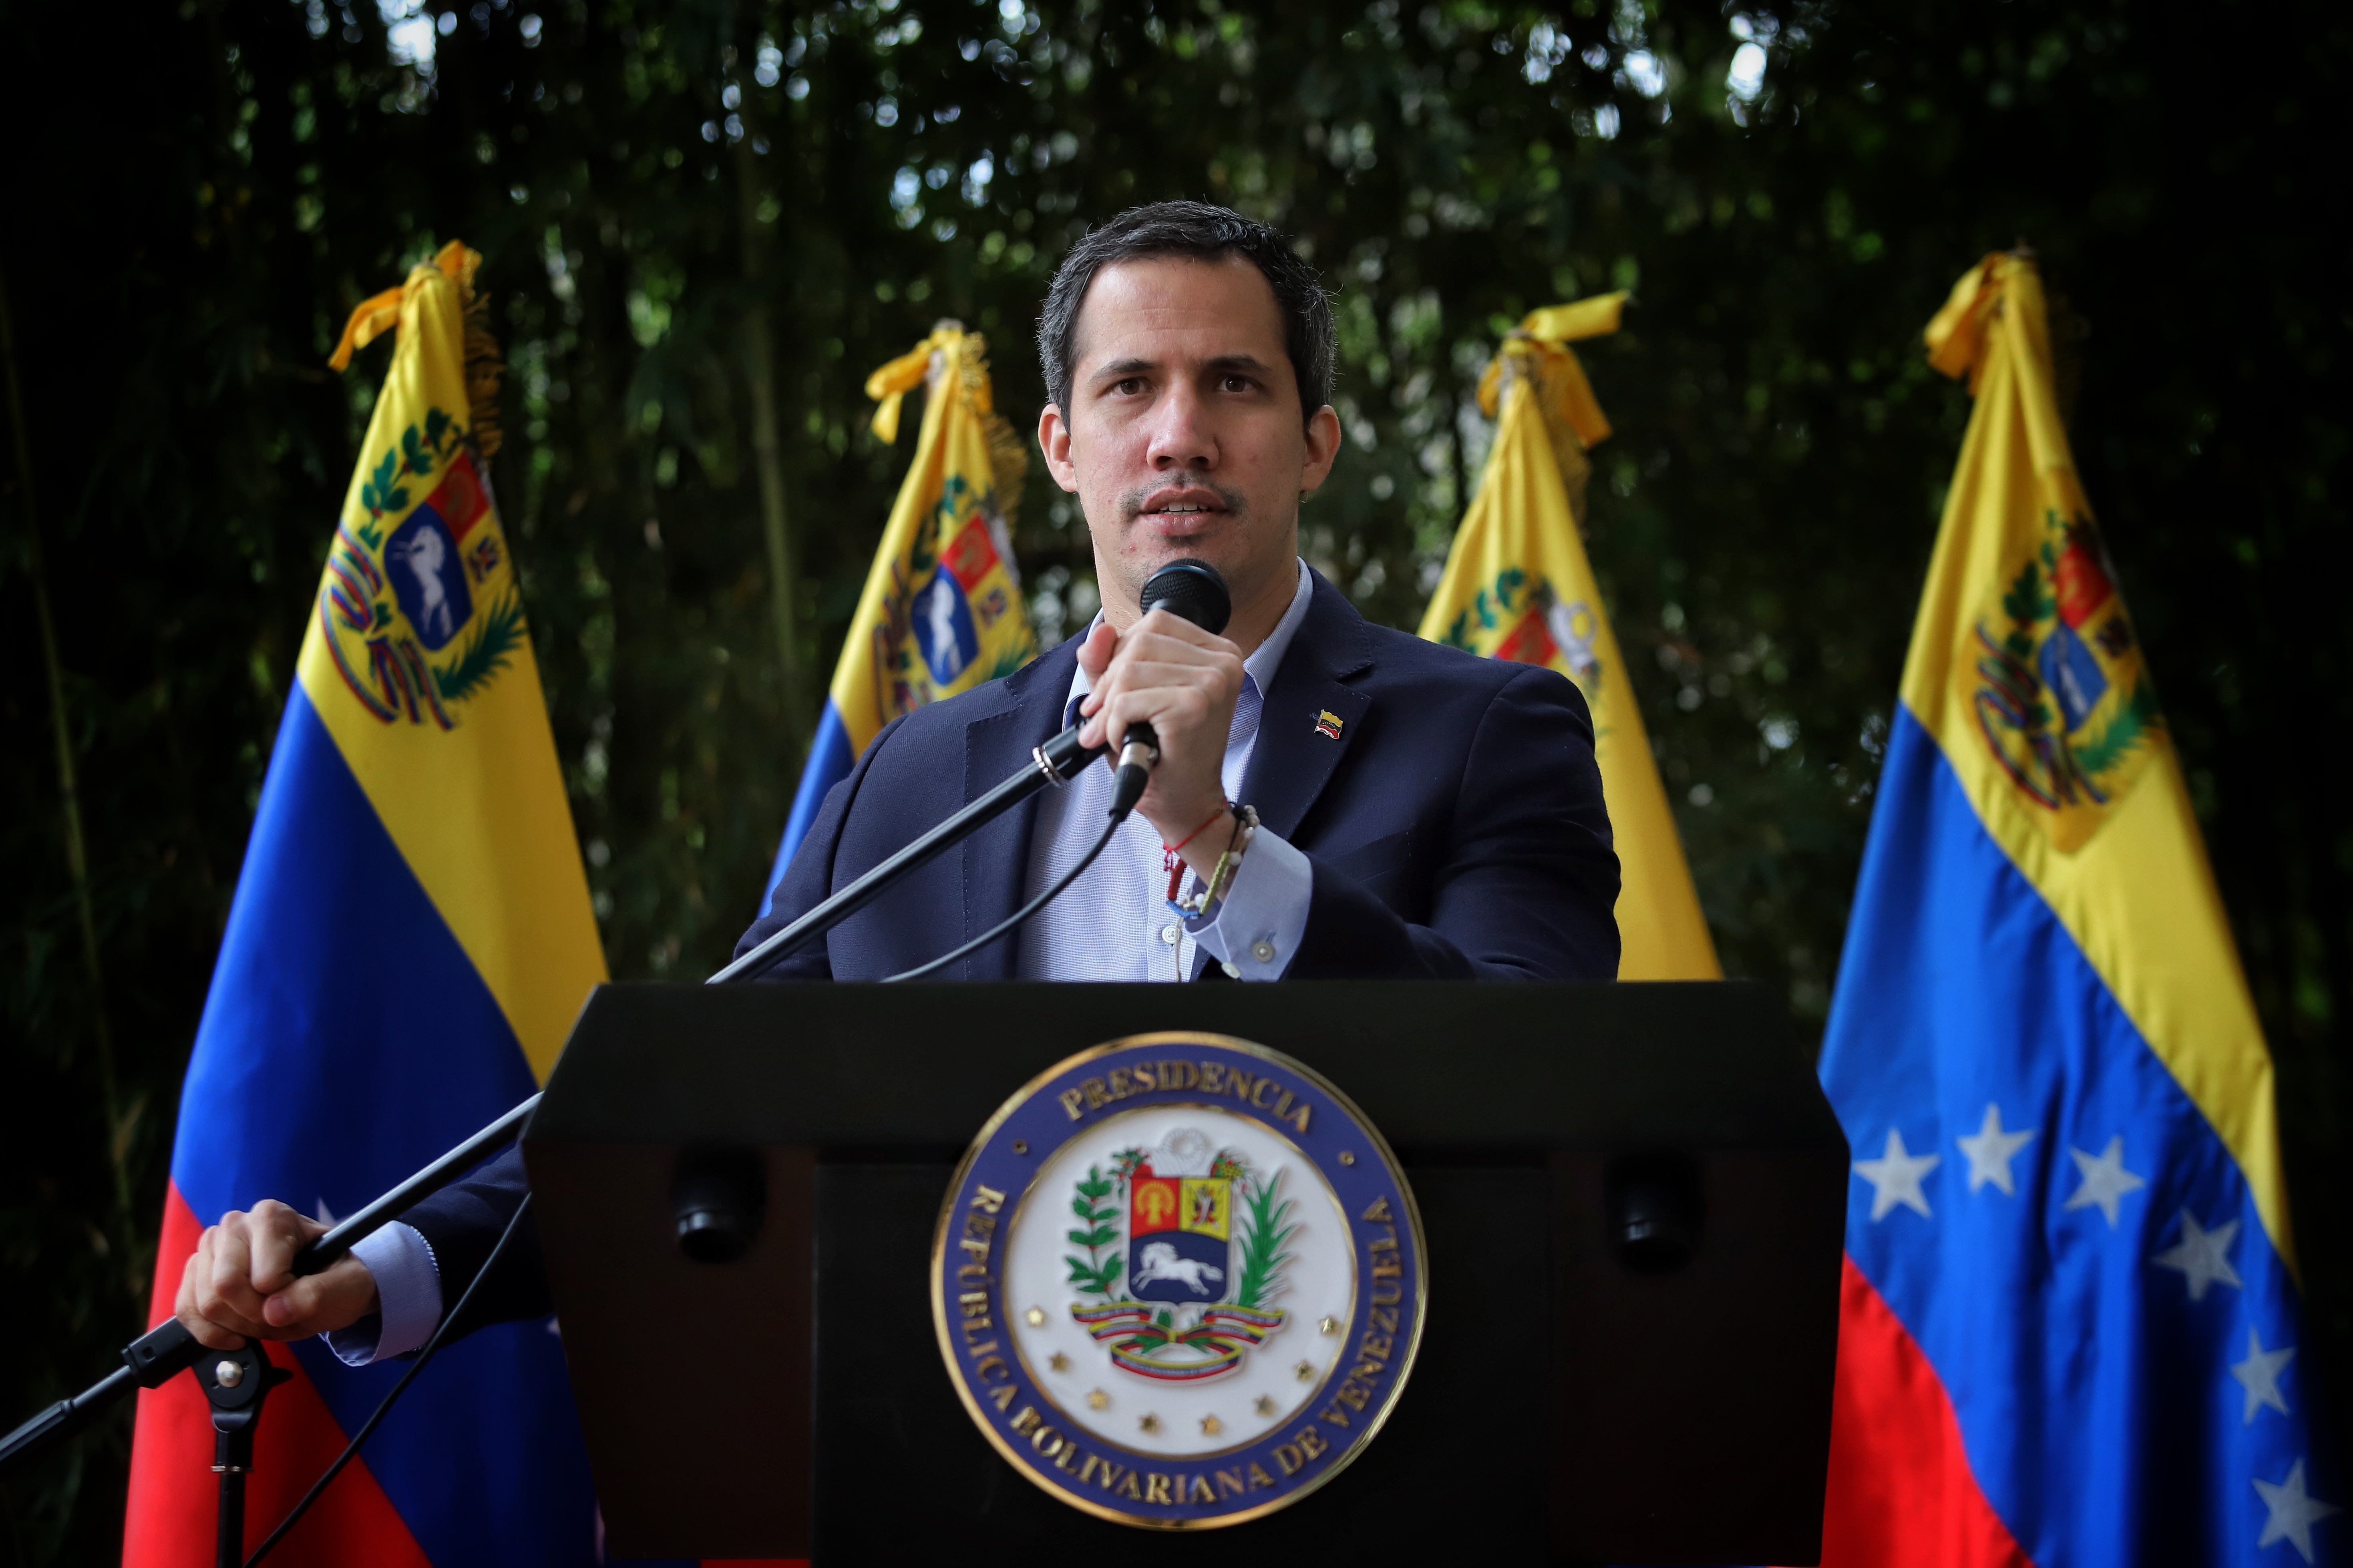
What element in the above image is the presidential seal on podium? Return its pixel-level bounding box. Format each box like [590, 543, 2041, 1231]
[931, 1032, 1426, 1528]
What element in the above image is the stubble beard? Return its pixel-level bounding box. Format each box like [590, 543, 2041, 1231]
[1106, 468, 1256, 608]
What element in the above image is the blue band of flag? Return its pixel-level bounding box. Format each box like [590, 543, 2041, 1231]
[763, 697, 854, 915]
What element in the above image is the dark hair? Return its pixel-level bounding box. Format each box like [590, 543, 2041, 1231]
[1038, 201, 1336, 426]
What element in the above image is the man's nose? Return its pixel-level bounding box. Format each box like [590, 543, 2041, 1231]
[1145, 379, 1217, 471]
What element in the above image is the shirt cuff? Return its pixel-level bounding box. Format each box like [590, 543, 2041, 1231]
[322, 1222, 443, 1366]
[1184, 826, 1311, 980]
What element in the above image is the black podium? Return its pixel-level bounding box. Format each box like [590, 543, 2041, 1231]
[521, 980, 1846, 1564]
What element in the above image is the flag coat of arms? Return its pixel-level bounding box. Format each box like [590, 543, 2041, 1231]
[1417, 294, 1720, 980]
[762, 324, 1034, 905]
[123, 243, 608, 1566]
[1813, 253, 2337, 1565]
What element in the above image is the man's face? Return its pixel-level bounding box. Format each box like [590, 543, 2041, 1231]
[1039, 254, 1341, 624]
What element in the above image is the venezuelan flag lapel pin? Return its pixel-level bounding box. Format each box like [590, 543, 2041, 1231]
[1314, 710, 1344, 741]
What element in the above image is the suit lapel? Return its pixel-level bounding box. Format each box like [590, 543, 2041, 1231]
[1192, 574, 1376, 981]
[1241, 569, 1376, 842]
[958, 638, 1081, 980]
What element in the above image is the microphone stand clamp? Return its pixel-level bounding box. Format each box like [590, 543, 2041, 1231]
[201, 1342, 291, 1568]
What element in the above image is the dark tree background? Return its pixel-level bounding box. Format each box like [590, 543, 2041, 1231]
[3, 0, 2345, 1557]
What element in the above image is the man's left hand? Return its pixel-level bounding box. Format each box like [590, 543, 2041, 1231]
[1076, 609, 1243, 870]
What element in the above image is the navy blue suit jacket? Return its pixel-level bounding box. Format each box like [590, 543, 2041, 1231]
[396, 570, 1617, 1340]
[737, 567, 1619, 981]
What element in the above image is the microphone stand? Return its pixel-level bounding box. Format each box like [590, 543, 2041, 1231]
[0, 721, 1112, 1560]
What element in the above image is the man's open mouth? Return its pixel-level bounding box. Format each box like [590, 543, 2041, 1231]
[1133, 481, 1243, 522]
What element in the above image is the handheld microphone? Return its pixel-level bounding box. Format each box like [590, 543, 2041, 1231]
[1108, 558, 1233, 820]
[717, 558, 1232, 987]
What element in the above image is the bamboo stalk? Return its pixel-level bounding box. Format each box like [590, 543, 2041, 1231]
[0, 262, 133, 1228]
[735, 117, 809, 764]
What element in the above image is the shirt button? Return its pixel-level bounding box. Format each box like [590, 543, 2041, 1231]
[1251, 939, 1276, 964]
[1160, 923, 1182, 947]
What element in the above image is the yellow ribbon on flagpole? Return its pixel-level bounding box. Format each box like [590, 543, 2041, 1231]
[1474, 291, 1627, 456]
[865, 324, 968, 444]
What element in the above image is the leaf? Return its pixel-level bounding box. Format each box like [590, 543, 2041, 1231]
[432, 590, 526, 703]
[2069, 676, 2162, 776]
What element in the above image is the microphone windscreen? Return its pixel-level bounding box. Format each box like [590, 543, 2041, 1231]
[1138, 558, 1233, 636]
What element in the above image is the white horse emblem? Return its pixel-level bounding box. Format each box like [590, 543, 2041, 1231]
[921, 574, 966, 681]
[397, 525, 457, 645]
[1131, 1240, 1224, 1296]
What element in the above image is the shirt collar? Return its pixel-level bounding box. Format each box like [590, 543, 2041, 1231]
[1064, 557, 1314, 720]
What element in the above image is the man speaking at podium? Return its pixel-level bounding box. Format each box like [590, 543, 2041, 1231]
[172, 202, 1618, 1364]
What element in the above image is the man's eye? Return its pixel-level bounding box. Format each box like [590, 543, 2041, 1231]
[1114, 377, 1146, 395]
[1221, 375, 1255, 393]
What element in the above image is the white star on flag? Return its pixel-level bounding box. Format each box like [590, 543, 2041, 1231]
[1955, 1102, 2035, 1195]
[2152, 1209, 2242, 1302]
[316, 1198, 338, 1226]
[2231, 1327, 2295, 1425]
[2061, 1135, 2145, 1228]
[2253, 1458, 2339, 1563]
[1854, 1128, 1940, 1221]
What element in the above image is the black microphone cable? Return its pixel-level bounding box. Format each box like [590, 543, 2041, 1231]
[881, 811, 1123, 983]
[243, 1192, 535, 1568]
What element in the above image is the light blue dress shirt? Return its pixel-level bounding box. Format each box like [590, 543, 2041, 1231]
[330, 560, 1320, 1367]
[1015, 556, 1316, 985]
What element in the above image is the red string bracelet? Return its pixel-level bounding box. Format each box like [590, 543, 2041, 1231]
[1163, 803, 1232, 901]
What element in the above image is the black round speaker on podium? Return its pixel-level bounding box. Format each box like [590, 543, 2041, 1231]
[671, 1146, 765, 1265]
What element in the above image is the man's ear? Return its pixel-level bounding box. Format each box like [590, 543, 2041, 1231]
[1298, 403, 1344, 496]
[1038, 403, 1080, 492]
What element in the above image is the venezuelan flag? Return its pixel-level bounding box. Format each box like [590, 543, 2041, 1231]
[1418, 295, 1719, 980]
[123, 244, 607, 1566]
[762, 324, 1035, 908]
[1813, 254, 2337, 1564]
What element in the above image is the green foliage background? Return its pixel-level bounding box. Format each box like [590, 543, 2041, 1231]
[2, 0, 2346, 1555]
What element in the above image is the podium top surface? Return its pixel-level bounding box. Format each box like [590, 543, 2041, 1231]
[531, 980, 1842, 1157]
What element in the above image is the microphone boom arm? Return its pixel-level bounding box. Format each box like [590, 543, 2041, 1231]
[708, 722, 1105, 985]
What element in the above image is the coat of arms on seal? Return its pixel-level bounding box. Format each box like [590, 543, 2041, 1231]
[932, 1033, 1425, 1529]
[1064, 1130, 1291, 1382]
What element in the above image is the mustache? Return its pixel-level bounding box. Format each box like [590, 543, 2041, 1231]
[1119, 471, 1249, 521]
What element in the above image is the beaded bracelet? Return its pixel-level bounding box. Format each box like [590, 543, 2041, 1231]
[1168, 804, 1259, 920]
